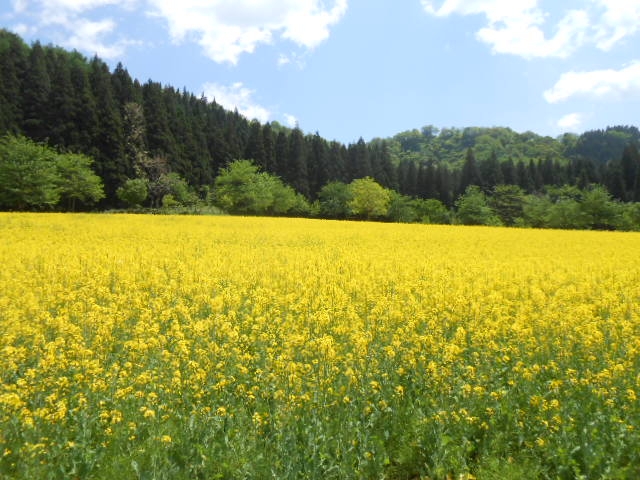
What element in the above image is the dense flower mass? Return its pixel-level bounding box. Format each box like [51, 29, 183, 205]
[1, 213, 639, 479]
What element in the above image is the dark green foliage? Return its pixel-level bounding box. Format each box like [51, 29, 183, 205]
[318, 181, 352, 218]
[307, 132, 330, 198]
[490, 185, 525, 226]
[89, 57, 127, 200]
[415, 198, 450, 224]
[480, 151, 504, 188]
[21, 42, 51, 141]
[455, 185, 501, 226]
[566, 126, 640, 165]
[0, 31, 27, 135]
[459, 148, 483, 195]
[286, 128, 309, 196]
[579, 185, 620, 230]
[387, 191, 418, 223]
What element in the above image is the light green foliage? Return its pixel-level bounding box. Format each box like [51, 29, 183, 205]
[54, 152, 105, 210]
[213, 159, 308, 215]
[116, 178, 149, 207]
[0, 135, 59, 210]
[455, 185, 502, 226]
[348, 177, 391, 219]
[0, 134, 104, 210]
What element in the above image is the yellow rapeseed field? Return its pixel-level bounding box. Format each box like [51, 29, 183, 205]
[1, 212, 639, 479]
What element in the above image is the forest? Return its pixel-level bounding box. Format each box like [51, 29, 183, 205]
[1, 28, 640, 229]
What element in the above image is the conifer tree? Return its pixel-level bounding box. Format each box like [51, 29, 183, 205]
[89, 56, 127, 199]
[458, 147, 482, 194]
[21, 42, 51, 141]
[286, 127, 309, 196]
[0, 30, 27, 134]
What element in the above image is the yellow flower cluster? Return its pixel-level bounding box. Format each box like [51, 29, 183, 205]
[0, 213, 639, 477]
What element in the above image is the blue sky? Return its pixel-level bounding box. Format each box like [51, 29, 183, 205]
[2, 0, 639, 144]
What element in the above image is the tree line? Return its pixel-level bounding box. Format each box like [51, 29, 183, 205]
[1, 29, 640, 230]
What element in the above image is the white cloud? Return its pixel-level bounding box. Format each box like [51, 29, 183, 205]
[10, 0, 29, 13]
[147, 0, 348, 64]
[421, 0, 589, 58]
[593, 0, 640, 51]
[11, 23, 35, 36]
[278, 54, 291, 66]
[544, 61, 640, 103]
[9, 0, 137, 58]
[60, 18, 127, 58]
[284, 114, 298, 127]
[421, 0, 640, 59]
[9, 0, 347, 64]
[202, 82, 271, 123]
[556, 113, 584, 131]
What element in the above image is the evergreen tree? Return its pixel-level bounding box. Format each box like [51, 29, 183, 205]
[45, 48, 75, 148]
[308, 132, 329, 197]
[436, 164, 454, 206]
[327, 141, 347, 183]
[0, 30, 28, 134]
[143, 81, 177, 162]
[398, 160, 417, 197]
[273, 130, 289, 180]
[516, 160, 534, 192]
[422, 163, 438, 199]
[501, 158, 517, 185]
[620, 144, 640, 201]
[111, 62, 138, 111]
[68, 55, 97, 153]
[89, 56, 127, 200]
[244, 120, 266, 169]
[490, 184, 525, 226]
[479, 150, 503, 189]
[21, 41, 51, 141]
[286, 127, 309, 196]
[262, 122, 276, 172]
[351, 138, 372, 180]
[459, 148, 482, 194]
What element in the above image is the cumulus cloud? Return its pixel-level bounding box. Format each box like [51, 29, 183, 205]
[8, 0, 347, 64]
[556, 113, 584, 131]
[544, 62, 640, 103]
[8, 0, 137, 58]
[593, 0, 640, 51]
[421, 0, 589, 58]
[202, 82, 271, 123]
[147, 0, 348, 64]
[420, 0, 640, 58]
[60, 18, 131, 58]
[284, 114, 298, 128]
